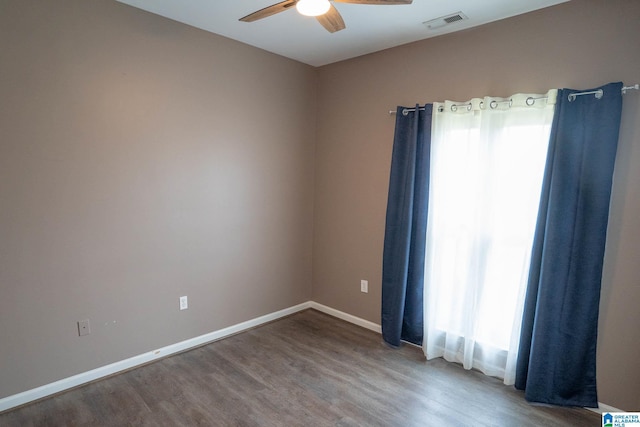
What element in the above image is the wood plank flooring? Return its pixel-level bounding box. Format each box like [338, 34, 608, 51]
[1, 309, 601, 426]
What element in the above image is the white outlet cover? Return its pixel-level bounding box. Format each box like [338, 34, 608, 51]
[78, 319, 91, 336]
[360, 280, 368, 293]
[180, 296, 188, 310]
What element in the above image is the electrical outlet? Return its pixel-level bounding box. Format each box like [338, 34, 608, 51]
[360, 280, 368, 293]
[78, 319, 91, 336]
[180, 296, 188, 310]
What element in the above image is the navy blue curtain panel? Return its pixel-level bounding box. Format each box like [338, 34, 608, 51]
[515, 82, 624, 407]
[381, 105, 432, 347]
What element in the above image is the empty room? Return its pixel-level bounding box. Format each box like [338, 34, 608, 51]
[1, 0, 638, 425]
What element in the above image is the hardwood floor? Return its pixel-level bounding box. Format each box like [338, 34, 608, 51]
[1, 309, 601, 426]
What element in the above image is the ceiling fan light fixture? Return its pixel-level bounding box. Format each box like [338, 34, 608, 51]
[296, 0, 331, 17]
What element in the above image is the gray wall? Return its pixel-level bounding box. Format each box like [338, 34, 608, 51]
[0, 0, 316, 398]
[313, 0, 640, 410]
[1, 0, 638, 413]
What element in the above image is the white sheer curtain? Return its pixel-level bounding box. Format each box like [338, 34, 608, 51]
[423, 91, 556, 385]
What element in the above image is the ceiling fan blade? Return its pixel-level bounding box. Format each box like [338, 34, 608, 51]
[316, 4, 346, 33]
[333, 0, 412, 4]
[239, 0, 297, 22]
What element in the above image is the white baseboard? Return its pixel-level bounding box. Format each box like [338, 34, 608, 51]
[3, 301, 617, 416]
[0, 301, 311, 413]
[588, 402, 624, 414]
[309, 301, 382, 333]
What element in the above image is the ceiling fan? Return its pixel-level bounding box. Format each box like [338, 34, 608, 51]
[239, 0, 413, 33]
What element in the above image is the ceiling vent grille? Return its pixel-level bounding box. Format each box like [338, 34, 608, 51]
[423, 12, 468, 30]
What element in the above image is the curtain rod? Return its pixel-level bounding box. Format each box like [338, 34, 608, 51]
[389, 84, 639, 115]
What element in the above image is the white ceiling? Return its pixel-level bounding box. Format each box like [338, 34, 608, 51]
[116, 0, 568, 67]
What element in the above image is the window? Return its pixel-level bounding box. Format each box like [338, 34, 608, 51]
[423, 94, 555, 383]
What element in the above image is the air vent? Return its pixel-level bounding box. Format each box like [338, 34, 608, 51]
[444, 14, 464, 24]
[423, 12, 468, 30]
